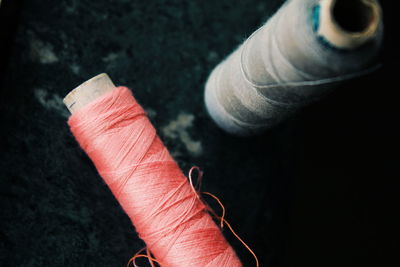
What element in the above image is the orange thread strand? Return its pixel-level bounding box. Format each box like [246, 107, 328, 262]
[202, 192, 226, 228]
[146, 248, 156, 267]
[128, 253, 161, 267]
[188, 167, 259, 267]
[202, 191, 259, 267]
[222, 218, 259, 267]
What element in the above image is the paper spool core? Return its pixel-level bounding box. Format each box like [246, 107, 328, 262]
[63, 73, 116, 114]
[319, 0, 381, 49]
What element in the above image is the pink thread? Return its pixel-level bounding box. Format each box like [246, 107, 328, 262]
[68, 86, 241, 267]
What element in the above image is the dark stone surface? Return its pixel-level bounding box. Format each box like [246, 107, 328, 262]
[0, 0, 398, 266]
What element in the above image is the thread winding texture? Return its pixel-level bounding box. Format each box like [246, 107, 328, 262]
[68, 87, 241, 267]
[205, 0, 383, 136]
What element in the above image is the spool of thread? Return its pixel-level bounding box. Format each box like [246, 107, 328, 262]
[63, 74, 242, 267]
[205, 0, 383, 136]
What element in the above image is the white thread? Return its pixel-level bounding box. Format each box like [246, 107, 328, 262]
[205, 0, 383, 135]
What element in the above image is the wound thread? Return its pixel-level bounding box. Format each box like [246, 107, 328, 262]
[68, 86, 242, 267]
[204, 0, 383, 136]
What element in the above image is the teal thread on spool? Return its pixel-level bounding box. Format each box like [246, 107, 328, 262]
[312, 4, 321, 32]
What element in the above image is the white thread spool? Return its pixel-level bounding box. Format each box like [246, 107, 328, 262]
[64, 73, 116, 114]
[205, 0, 383, 136]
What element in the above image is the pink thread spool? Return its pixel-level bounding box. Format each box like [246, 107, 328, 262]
[63, 74, 242, 267]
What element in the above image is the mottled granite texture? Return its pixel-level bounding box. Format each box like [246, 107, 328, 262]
[0, 0, 398, 266]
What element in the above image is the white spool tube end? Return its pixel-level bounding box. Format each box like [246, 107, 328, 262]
[318, 0, 381, 49]
[63, 73, 116, 114]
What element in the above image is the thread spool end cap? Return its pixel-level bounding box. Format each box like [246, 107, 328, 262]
[318, 0, 381, 49]
[63, 73, 116, 114]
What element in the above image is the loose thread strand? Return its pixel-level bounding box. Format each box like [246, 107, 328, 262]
[189, 167, 259, 267]
[202, 191, 259, 267]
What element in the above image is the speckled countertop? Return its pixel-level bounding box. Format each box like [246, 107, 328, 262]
[0, 0, 398, 266]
